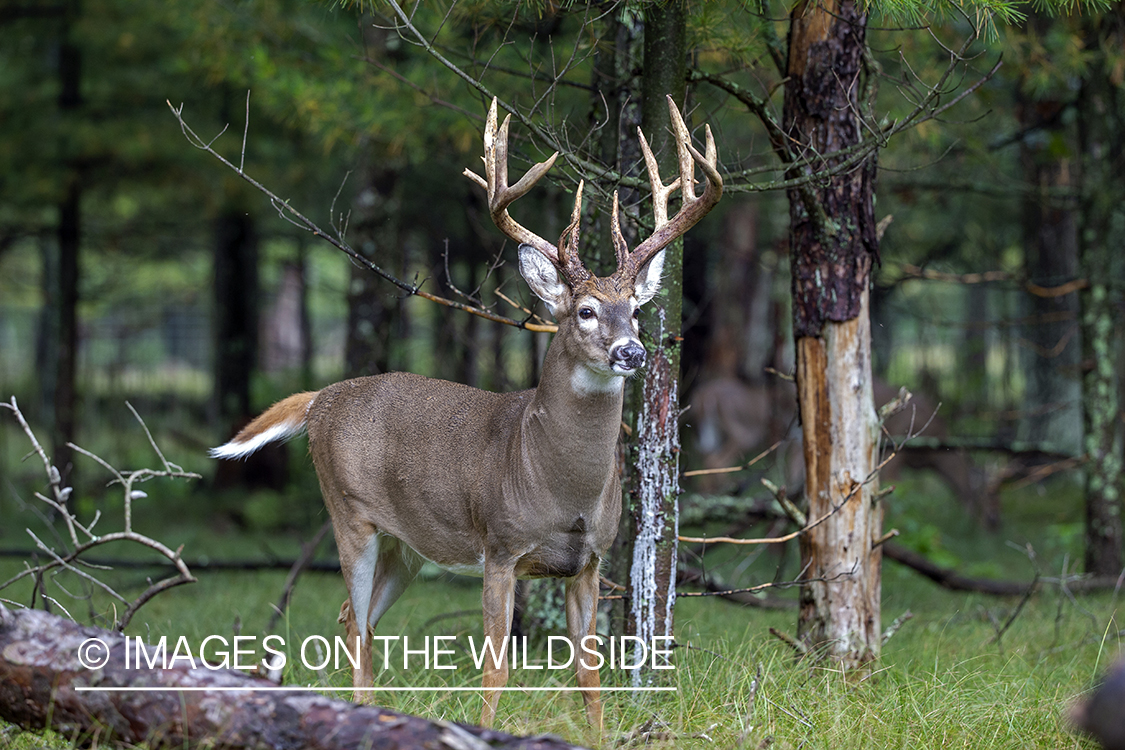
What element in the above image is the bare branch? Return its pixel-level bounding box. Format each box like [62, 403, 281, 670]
[166, 100, 558, 334]
[2, 397, 199, 631]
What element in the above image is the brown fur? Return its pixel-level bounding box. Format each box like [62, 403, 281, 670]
[230, 392, 318, 443]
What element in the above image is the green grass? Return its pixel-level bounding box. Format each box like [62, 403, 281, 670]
[0, 411, 1112, 749]
[1, 542, 1116, 749]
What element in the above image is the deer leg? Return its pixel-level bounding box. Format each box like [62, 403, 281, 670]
[335, 530, 380, 702]
[365, 538, 421, 641]
[566, 559, 603, 730]
[480, 556, 516, 728]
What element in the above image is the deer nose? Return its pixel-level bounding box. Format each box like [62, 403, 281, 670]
[612, 341, 646, 371]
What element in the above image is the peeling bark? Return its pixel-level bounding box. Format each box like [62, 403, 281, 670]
[0, 606, 585, 750]
[783, 0, 882, 669]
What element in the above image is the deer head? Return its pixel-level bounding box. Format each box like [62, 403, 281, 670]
[464, 97, 722, 391]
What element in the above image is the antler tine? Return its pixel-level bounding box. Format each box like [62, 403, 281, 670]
[463, 98, 560, 263]
[609, 191, 629, 268]
[616, 96, 723, 284]
[557, 181, 593, 285]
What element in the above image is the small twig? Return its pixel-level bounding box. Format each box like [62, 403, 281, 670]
[240, 89, 250, 174]
[738, 664, 762, 746]
[266, 518, 333, 633]
[881, 610, 914, 645]
[682, 441, 782, 478]
[873, 528, 900, 548]
[989, 573, 1039, 647]
[764, 367, 794, 382]
[768, 627, 807, 656]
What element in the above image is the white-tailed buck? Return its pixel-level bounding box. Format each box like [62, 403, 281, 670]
[211, 97, 721, 728]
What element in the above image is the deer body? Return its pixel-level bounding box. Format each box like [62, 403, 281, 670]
[212, 97, 721, 728]
[310, 347, 624, 583]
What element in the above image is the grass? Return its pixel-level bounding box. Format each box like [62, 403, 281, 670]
[0, 412, 1113, 749]
[1, 539, 1115, 749]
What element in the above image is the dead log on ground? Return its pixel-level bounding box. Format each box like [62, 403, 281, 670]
[0, 605, 586, 750]
[884, 542, 1125, 596]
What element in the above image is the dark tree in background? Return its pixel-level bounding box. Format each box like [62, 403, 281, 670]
[1016, 14, 1082, 455]
[52, 3, 83, 483]
[211, 209, 260, 434]
[345, 162, 402, 379]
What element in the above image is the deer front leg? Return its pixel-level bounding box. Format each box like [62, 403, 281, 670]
[566, 559, 603, 730]
[480, 556, 517, 727]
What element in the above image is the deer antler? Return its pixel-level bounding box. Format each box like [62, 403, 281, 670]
[464, 99, 591, 285]
[613, 95, 723, 284]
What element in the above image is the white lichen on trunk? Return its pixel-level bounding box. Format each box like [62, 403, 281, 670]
[629, 307, 679, 685]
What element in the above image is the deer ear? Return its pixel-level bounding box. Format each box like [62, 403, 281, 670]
[633, 248, 666, 305]
[518, 244, 569, 315]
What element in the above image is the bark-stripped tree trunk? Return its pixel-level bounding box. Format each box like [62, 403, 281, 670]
[0, 605, 582, 750]
[625, 0, 687, 679]
[783, 0, 883, 668]
[1077, 9, 1125, 577]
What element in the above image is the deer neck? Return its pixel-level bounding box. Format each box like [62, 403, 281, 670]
[518, 333, 624, 500]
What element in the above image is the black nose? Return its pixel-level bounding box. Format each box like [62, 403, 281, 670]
[614, 342, 646, 370]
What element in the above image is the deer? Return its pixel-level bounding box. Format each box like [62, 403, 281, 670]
[210, 96, 722, 729]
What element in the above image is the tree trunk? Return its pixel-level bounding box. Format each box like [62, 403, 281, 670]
[0, 605, 582, 750]
[783, 0, 882, 668]
[1017, 56, 1082, 454]
[595, 4, 645, 642]
[1077, 9, 1125, 577]
[345, 162, 401, 379]
[52, 8, 83, 483]
[54, 182, 80, 484]
[623, 0, 687, 680]
[212, 209, 259, 430]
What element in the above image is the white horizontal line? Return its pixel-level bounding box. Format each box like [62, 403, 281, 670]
[74, 686, 676, 693]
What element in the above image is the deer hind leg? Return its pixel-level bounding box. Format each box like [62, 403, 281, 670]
[566, 559, 603, 730]
[337, 530, 380, 702]
[337, 532, 421, 704]
[366, 536, 422, 630]
[480, 555, 517, 728]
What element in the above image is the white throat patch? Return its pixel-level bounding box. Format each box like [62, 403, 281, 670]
[571, 365, 624, 397]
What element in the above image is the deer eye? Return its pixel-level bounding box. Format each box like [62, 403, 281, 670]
[632, 308, 641, 319]
[578, 307, 596, 320]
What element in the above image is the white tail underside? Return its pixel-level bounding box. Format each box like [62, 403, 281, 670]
[209, 420, 307, 460]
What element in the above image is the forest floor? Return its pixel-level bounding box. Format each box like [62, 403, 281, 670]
[0, 418, 1112, 749]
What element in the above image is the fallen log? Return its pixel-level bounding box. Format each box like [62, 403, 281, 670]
[883, 542, 1125, 596]
[0, 604, 586, 749]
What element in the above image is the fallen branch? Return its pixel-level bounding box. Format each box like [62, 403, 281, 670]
[0, 605, 585, 750]
[882, 542, 1029, 596]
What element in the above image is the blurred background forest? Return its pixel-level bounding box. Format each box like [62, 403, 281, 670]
[1, 0, 1122, 598]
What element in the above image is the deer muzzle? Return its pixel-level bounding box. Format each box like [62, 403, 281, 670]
[611, 341, 646, 373]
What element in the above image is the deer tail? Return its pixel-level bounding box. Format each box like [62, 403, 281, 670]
[210, 391, 319, 460]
